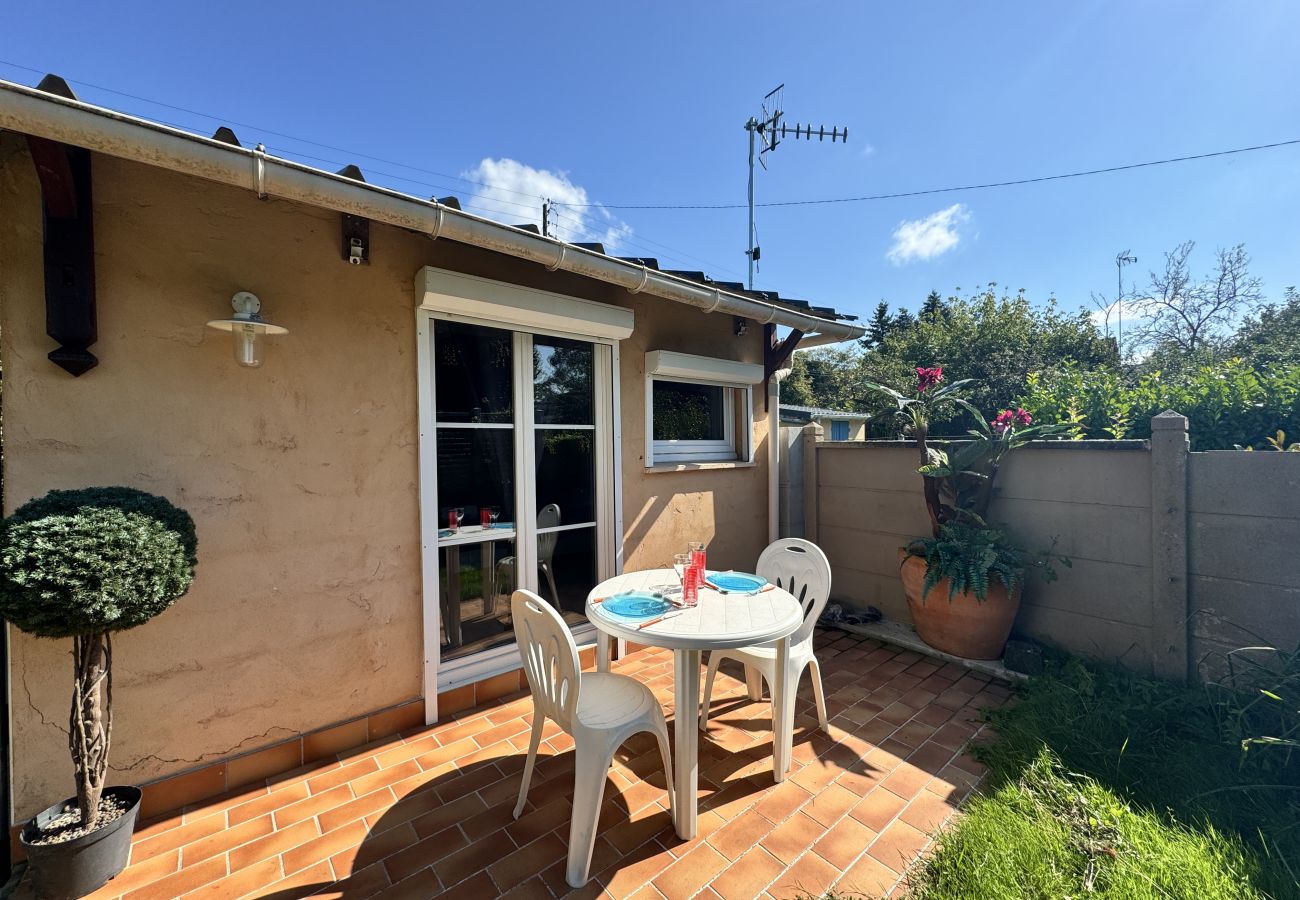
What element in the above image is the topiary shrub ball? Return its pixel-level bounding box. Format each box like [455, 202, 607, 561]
[0, 487, 198, 639]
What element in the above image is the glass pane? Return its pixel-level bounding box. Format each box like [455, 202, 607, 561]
[533, 337, 594, 425]
[436, 428, 515, 530]
[653, 381, 726, 441]
[439, 538, 517, 660]
[537, 526, 597, 626]
[434, 320, 514, 424]
[535, 430, 595, 525]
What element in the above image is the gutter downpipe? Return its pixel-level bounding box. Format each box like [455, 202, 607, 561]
[0, 81, 865, 344]
[768, 365, 792, 544]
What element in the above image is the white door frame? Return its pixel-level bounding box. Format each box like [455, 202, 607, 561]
[415, 308, 623, 724]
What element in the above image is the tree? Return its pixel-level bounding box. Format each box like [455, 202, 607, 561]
[920, 290, 949, 322]
[0, 488, 197, 826]
[864, 300, 894, 349]
[1231, 286, 1300, 367]
[1131, 241, 1264, 354]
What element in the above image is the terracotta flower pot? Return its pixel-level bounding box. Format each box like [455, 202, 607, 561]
[898, 550, 1021, 660]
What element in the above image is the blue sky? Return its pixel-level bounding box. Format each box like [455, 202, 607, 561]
[5, 1, 1299, 326]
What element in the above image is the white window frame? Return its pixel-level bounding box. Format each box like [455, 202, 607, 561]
[643, 350, 761, 468]
[416, 287, 628, 724]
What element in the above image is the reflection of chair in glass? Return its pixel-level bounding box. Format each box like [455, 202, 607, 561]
[537, 503, 561, 603]
[511, 589, 674, 888]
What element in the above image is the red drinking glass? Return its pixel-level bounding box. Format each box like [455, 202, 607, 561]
[479, 507, 491, 527]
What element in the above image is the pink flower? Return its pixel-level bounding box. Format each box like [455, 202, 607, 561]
[992, 408, 1033, 435]
[1014, 407, 1033, 426]
[916, 366, 944, 393]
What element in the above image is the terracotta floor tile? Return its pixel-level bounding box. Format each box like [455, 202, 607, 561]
[707, 808, 776, 862]
[881, 761, 932, 802]
[900, 791, 958, 833]
[119, 854, 226, 900]
[507, 795, 573, 847]
[324, 859, 391, 896]
[769, 849, 839, 898]
[850, 788, 909, 832]
[182, 813, 275, 865]
[598, 839, 675, 897]
[328, 820, 418, 877]
[488, 832, 568, 892]
[813, 815, 877, 869]
[801, 782, 859, 827]
[130, 811, 227, 863]
[836, 849, 901, 896]
[228, 817, 320, 871]
[761, 811, 826, 865]
[652, 842, 729, 899]
[225, 780, 310, 826]
[384, 824, 468, 883]
[371, 863, 445, 900]
[867, 818, 931, 874]
[177, 855, 281, 898]
[272, 783, 354, 829]
[93, 848, 181, 897]
[432, 831, 496, 888]
[305, 756, 380, 795]
[317, 786, 396, 833]
[753, 781, 812, 825]
[707, 845, 783, 900]
[282, 819, 368, 876]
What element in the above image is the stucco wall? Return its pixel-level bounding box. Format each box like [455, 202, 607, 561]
[811, 440, 1156, 671]
[0, 137, 771, 820]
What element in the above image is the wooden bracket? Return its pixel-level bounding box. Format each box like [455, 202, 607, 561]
[762, 324, 803, 412]
[27, 136, 98, 376]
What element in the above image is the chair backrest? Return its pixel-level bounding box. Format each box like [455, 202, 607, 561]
[511, 588, 580, 731]
[756, 538, 833, 645]
[537, 503, 562, 564]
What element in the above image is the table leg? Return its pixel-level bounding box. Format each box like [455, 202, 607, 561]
[772, 636, 793, 783]
[596, 630, 611, 673]
[673, 648, 701, 839]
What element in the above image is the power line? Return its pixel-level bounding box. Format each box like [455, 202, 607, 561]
[565, 138, 1300, 210]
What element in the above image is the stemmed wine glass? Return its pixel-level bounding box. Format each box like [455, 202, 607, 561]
[488, 507, 500, 526]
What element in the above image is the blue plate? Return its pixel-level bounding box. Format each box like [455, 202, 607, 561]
[706, 571, 768, 593]
[598, 591, 671, 619]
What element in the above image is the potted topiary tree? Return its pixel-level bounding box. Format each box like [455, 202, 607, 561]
[865, 368, 1067, 659]
[0, 487, 197, 899]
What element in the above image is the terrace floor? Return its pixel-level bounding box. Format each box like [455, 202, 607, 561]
[30, 632, 1004, 899]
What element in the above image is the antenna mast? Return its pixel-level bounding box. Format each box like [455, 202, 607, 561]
[744, 84, 847, 289]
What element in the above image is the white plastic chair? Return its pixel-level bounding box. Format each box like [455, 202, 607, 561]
[699, 538, 833, 734]
[537, 503, 561, 603]
[511, 589, 674, 888]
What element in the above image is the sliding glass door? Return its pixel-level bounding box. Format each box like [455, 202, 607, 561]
[430, 319, 612, 666]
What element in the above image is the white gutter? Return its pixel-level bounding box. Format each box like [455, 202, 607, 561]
[0, 79, 865, 344]
[767, 367, 792, 543]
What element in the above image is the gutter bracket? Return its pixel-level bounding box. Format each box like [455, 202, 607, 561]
[26, 135, 98, 376]
[762, 324, 803, 412]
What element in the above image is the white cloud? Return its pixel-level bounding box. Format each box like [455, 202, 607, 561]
[886, 203, 970, 265]
[860, 142, 876, 158]
[461, 158, 632, 252]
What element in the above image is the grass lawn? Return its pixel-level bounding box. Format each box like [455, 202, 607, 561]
[899, 650, 1300, 900]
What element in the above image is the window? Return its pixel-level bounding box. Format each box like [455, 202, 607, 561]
[644, 350, 760, 467]
[651, 379, 737, 462]
[831, 420, 850, 441]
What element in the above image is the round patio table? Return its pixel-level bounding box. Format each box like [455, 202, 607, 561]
[586, 568, 804, 840]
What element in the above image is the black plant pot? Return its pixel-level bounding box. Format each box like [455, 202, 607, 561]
[20, 786, 141, 900]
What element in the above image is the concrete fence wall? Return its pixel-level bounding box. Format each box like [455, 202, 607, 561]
[798, 414, 1300, 680]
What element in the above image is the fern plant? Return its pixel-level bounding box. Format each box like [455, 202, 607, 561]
[907, 523, 1065, 602]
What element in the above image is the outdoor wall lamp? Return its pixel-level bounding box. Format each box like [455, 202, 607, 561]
[206, 292, 288, 368]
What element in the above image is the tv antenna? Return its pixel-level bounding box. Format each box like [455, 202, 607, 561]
[744, 84, 847, 288]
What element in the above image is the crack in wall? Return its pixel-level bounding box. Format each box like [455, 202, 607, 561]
[109, 725, 298, 772]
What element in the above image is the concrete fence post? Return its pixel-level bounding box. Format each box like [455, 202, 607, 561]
[1150, 411, 1191, 681]
[802, 422, 823, 541]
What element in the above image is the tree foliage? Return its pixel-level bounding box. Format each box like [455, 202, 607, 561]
[1229, 286, 1300, 368]
[1130, 241, 1264, 355]
[0, 487, 197, 638]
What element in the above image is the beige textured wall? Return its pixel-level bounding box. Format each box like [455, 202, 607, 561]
[0, 138, 770, 820]
[812, 441, 1156, 671]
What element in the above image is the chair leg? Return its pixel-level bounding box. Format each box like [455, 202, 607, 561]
[808, 656, 830, 732]
[699, 651, 723, 730]
[652, 716, 676, 817]
[513, 714, 545, 819]
[542, 563, 560, 605]
[744, 664, 764, 701]
[566, 740, 613, 889]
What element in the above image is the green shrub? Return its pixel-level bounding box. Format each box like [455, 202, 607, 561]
[1019, 359, 1300, 450]
[0, 487, 197, 638]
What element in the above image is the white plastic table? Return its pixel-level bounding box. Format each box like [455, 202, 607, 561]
[586, 568, 804, 839]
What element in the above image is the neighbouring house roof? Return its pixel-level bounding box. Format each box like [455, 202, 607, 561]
[780, 404, 869, 423]
[0, 75, 865, 345]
